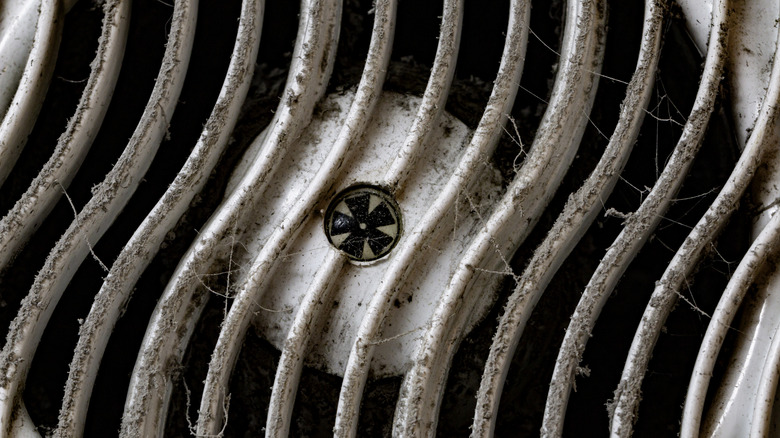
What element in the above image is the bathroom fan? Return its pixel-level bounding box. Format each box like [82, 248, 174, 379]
[0, 0, 779, 436]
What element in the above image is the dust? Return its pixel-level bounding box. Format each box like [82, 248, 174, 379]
[57, 182, 108, 272]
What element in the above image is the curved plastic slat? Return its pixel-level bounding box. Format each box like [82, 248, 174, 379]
[259, 0, 399, 435]
[333, 0, 530, 436]
[472, 2, 664, 436]
[121, 0, 341, 435]
[191, 0, 400, 433]
[750, 321, 780, 437]
[0, 0, 197, 435]
[263, 0, 464, 435]
[382, 0, 463, 189]
[394, 0, 607, 434]
[0, 0, 62, 188]
[0, 0, 40, 117]
[54, 0, 264, 436]
[679, 206, 780, 437]
[540, 0, 730, 434]
[264, 250, 345, 437]
[610, 11, 780, 436]
[0, 0, 130, 272]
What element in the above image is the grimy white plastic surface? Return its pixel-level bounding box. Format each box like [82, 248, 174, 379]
[0, 0, 40, 118]
[676, 0, 780, 436]
[3, 0, 780, 436]
[0, 0, 197, 436]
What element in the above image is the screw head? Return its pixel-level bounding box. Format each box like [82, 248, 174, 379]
[324, 185, 402, 262]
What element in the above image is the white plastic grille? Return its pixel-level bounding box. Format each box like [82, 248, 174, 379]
[1, 0, 779, 437]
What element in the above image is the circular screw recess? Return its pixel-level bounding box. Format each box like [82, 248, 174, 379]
[324, 185, 401, 262]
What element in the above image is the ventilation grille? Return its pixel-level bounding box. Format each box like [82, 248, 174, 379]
[1, 0, 779, 436]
